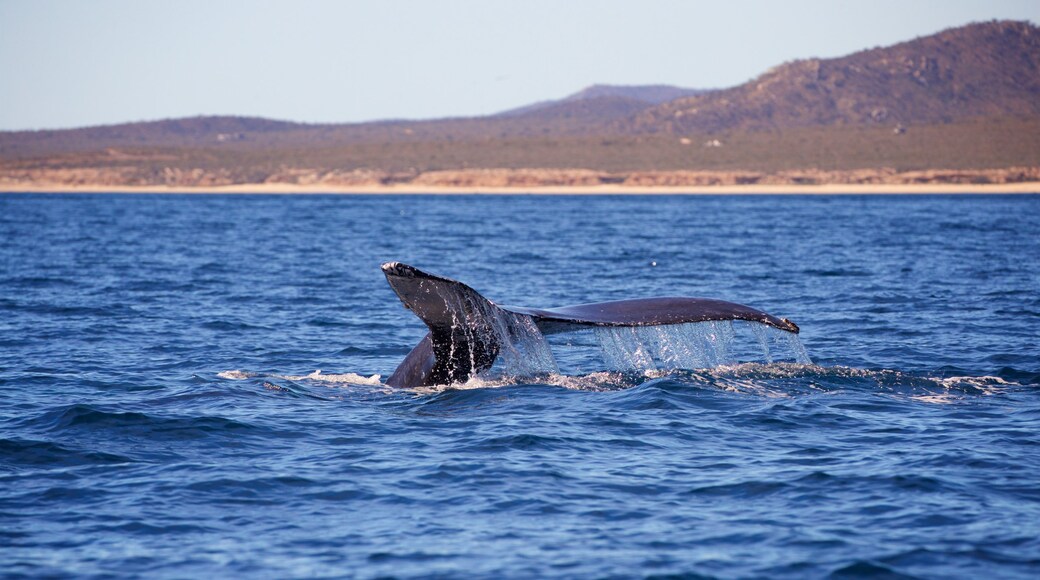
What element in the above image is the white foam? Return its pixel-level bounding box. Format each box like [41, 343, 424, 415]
[217, 370, 254, 380]
[404, 370, 632, 395]
[909, 393, 961, 405]
[217, 369, 384, 386]
[281, 370, 384, 386]
[938, 375, 1012, 389]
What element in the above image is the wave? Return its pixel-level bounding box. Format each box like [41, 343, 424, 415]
[20, 403, 266, 440]
[221, 363, 1020, 406]
[0, 437, 135, 468]
[437, 364, 1016, 399]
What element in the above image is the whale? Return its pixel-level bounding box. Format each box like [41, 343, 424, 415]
[381, 262, 799, 388]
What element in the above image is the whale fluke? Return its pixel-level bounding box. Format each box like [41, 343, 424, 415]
[381, 262, 799, 388]
[382, 262, 505, 387]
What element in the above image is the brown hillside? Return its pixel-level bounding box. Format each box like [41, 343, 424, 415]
[630, 20, 1040, 133]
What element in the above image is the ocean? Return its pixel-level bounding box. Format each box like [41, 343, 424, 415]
[1, 193, 1038, 578]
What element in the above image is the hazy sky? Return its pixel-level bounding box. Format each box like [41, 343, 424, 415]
[1, 0, 1038, 130]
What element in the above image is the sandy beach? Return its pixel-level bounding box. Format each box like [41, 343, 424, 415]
[2, 182, 1038, 195]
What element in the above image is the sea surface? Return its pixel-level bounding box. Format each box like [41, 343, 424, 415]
[1, 193, 1039, 579]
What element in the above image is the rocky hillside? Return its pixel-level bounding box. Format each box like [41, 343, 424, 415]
[630, 20, 1040, 133]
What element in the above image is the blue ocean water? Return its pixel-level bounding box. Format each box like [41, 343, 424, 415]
[1, 193, 1038, 578]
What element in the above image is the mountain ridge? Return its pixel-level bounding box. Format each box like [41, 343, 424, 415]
[3, 20, 1037, 146]
[494, 84, 707, 117]
[629, 20, 1040, 133]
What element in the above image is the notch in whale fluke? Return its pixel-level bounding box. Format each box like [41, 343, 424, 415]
[381, 262, 800, 388]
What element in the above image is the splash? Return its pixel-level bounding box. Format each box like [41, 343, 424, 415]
[488, 312, 560, 376]
[783, 332, 812, 364]
[591, 320, 810, 372]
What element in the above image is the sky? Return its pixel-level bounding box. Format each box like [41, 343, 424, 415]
[1, 0, 1038, 131]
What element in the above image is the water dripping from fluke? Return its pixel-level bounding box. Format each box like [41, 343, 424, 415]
[590, 320, 811, 374]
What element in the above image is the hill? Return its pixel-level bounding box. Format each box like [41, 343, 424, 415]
[495, 84, 706, 117]
[1, 21, 1038, 189]
[630, 20, 1040, 133]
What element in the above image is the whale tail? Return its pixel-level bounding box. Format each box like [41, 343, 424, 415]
[381, 262, 800, 388]
[382, 262, 504, 387]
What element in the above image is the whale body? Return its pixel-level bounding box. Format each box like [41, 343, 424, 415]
[381, 262, 799, 388]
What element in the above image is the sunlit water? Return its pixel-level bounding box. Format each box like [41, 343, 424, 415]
[2, 193, 1038, 578]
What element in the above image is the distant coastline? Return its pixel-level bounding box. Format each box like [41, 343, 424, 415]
[2, 167, 1038, 195]
[4, 22, 1038, 198]
[3, 184, 1038, 196]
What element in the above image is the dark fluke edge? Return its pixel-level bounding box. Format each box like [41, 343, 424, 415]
[381, 262, 798, 388]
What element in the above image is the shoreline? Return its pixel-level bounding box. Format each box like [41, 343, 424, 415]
[2, 182, 1038, 195]
[4, 166, 1038, 195]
